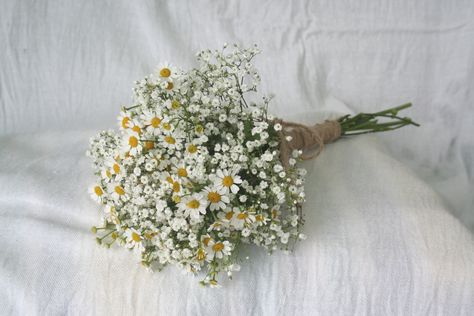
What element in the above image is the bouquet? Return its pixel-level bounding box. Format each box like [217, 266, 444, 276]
[87, 44, 418, 287]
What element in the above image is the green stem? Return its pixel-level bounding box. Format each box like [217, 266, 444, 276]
[338, 103, 419, 136]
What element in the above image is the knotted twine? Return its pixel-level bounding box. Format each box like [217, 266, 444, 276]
[274, 119, 342, 168]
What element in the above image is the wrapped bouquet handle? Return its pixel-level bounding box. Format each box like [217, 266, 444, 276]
[276, 119, 341, 168]
[277, 103, 419, 167]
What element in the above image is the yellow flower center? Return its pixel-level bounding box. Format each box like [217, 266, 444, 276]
[151, 117, 161, 128]
[172, 195, 181, 203]
[207, 191, 221, 203]
[132, 125, 141, 134]
[131, 232, 141, 242]
[165, 136, 176, 144]
[212, 242, 224, 252]
[203, 237, 211, 246]
[197, 248, 206, 261]
[272, 209, 278, 218]
[177, 168, 188, 177]
[237, 212, 248, 220]
[166, 176, 174, 184]
[105, 170, 112, 178]
[121, 117, 130, 129]
[129, 136, 138, 148]
[163, 122, 171, 130]
[160, 68, 171, 78]
[195, 125, 204, 134]
[115, 186, 125, 195]
[171, 100, 180, 109]
[94, 186, 103, 196]
[186, 199, 200, 209]
[225, 211, 234, 220]
[113, 163, 120, 174]
[256, 214, 263, 222]
[144, 141, 154, 150]
[222, 176, 233, 187]
[172, 182, 181, 193]
[187, 144, 198, 153]
[144, 232, 156, 240]
[166, 82, 174, 90]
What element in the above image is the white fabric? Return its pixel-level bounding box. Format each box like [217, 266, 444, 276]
[2, 1, 474, 314]
[1, 130, 473, 315]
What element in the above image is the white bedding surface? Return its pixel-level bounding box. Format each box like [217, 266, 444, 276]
[1, 1, 474, 315]
[0, 131, 473, 315]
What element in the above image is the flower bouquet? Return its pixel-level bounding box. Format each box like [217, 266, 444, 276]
[87, 44, 418, 287]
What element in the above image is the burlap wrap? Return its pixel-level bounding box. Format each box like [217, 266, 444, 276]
[275, 119, 342, 168]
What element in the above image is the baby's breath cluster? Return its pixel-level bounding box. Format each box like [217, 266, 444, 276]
[87, 45, 307, 287]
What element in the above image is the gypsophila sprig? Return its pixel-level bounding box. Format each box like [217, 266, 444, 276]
[87, 44, 307, 287]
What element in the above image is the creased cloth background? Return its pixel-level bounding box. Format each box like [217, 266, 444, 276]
[1, 0, 474, 315]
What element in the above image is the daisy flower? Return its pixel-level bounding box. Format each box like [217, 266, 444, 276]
[156, 62, 176, 80]
[125, 228, 144, 250]
[108, 182, 127, 201]
[141, 110, 163, 135]
[100, 168, 113, 183]
[104, 205, 120, 225]
[254, 213, 269, 226]
[89, 184, 105, 203]
[203, 186, 230, 211]
[213, 168, 242, 194]
[230, 210, 255, 230]
[218, 207, 236, 224]
[172, 163, 190, 179]
[205, 240, 232, 261]
[160, 131, 182, 150]
[118, 110, 132, 130]
[128, 120, 143, 136]
[196, 248, 206, 262]
[121, 131, 142, 156]
[105, 157, 123, 179]
[185, 143, 199, 155]
[178, 194, 207, 220]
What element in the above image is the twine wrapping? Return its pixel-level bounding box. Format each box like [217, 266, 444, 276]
[275, 119, 342, 168]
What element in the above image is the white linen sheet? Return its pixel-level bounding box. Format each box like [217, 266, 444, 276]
[1, 0, 474, 315]
[0, 131, 473, 315]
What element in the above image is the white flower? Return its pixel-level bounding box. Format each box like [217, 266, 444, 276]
[160, 129, 183, 150]
[203, 186, 230, 211]
[213, 168, 242, 194]
[172, 163, 191, 179]
[121, 131, 142, 156]
[105, 157, 124, 180]
[178, 194, 208, 219]
[156, 62, 177, 80]
[88, 184, 104, 203]
[141, 110, 163, 135]
[108, 182, 126, 201]
[206, 240, 232, 260]
[118, 110, 132, 130]
[171, 217, 188, 231]
[241, 228, 251, 237]
[125, 228, 144, 250]
[273, 123, 282, 131]
[230, 210, 255, 230]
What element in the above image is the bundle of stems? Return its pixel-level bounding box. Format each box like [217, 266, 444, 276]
[338, 103, 419, 136]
